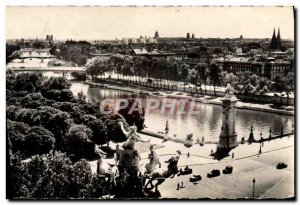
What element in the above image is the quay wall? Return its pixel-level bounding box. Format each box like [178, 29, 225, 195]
[85, 80, 294, 116]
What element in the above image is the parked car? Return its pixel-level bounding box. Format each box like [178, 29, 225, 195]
[223, 166, 233, 174]
[276, 162, 288, 169]
[207, 169, 220, 178]
[178, 166, 193, 176]
[189, 175, 202, 182]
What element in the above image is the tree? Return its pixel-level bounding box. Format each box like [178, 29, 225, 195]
[20, 93, 51, 109]
[7, 120, 30, 156]
[180, 64, 190, 91]
[272, 73, 294, 105]
[13, 72, 44, 93]
[86, 57, 109, 81]
[285, 73, 294, 105]
[63, 124, 95, 161]
[38, 106, 73, 146]
[199, 65, 209, 94]
[16, 151, 74, 198]
[24, 126, 56, 157]
[79, 115, 108, 146]
[99, 114, 128, 145]
[42, 89, 74, 102]
[70, 160, 92, 197]
[118, 99, 145, 131]
[42, 76, 71, 91]
[209, 63, 222, 95]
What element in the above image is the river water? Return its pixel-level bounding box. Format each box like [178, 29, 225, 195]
[69, 81, 294, 142]
[8, 58, 294, 142]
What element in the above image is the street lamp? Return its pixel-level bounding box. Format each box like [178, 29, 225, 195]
[253, 178, 256, 199]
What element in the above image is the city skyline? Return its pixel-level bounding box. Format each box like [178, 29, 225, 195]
[6, 6, 294, 41]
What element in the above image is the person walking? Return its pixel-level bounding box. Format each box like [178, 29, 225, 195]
[177, 183, 180, 190]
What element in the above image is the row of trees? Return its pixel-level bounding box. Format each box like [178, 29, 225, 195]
[7, 70, 144, 198]
[86, 54, 294, 96]
[52, 43, 89, 66]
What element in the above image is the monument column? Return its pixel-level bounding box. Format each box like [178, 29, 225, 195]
[217, 85, 238, 152]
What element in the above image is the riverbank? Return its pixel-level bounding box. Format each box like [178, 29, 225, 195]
[85, 80, 294, 116]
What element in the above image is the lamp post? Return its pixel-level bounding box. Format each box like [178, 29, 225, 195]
[253, 178, 256, 199]
[165, 120, 169, 134]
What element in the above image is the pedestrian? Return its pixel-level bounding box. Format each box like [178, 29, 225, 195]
[181, 181, 185, 188]
[259, 144, 262, 155]
[187, 152, 190, 158]
[232, 152, 234, 159]
[177, 183, 180, 190]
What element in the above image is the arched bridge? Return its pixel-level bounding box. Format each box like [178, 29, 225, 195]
[13, 48, 56, 63]
[8, 67, 86, 76]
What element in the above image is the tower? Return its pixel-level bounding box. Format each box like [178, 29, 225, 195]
[217, 85, 238, 152]
[154, 31, 159, 39]
[276, 28, 281, 50]
[270, 28, 277, 50]
[186, 33, 190, 39]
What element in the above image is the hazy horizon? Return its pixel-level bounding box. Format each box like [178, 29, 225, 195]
[6, 6, 294, 41]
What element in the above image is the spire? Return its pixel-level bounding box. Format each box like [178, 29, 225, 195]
[272, 28, 276, 39]
[277, 28, 281, 39]
[270, 27, 277, 50]
[276, 28, 281, 50]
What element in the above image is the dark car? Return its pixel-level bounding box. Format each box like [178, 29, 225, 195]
[223, 166, 233, 174]
[276, 162, 288, 169]
[178, 166, 193, 176]
[190, 175, 202, 182]
[207, 169, 220, 178]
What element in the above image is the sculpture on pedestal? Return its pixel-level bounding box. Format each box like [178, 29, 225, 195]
[216, 84, 238, 158]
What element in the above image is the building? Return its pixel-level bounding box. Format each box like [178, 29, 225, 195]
[46, 35, 53, 42]
[131, 48, 175, 61]
[186, 33, 190, 39]
[122, 37, 158, 45]
[270, 28, 282, 50]
[154, 31, 159, 39]
[219, 57, 291, 80]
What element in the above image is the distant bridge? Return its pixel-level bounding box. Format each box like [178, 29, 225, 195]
[12, 48, 56, 62]
[8, 67, 86, 76]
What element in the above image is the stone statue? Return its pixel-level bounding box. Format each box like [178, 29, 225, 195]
[119, 121, 150, 150]
[225, 84, 234, 98]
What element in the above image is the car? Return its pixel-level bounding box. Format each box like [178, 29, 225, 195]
[276, 162, 288, 169]
[207, 169, 220, 178]
[189, 175, 202, 182]
[223, 166, 233, 174]
[178, 166, 193, 176]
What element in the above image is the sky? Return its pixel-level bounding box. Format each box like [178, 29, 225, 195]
[6, 6, 294, 40]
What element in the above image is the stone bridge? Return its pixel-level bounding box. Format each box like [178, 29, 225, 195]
[9, 66, 86, 76]
[14, 48, 56, 63]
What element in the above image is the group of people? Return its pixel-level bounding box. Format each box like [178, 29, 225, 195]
[96, 121, 182, 194]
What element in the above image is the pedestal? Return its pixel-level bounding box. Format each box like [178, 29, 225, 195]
[217, 94, 238, 152]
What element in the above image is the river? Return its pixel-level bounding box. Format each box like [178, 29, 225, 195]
[8, 57, 294, 142]
[69, 81, 294, 142]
